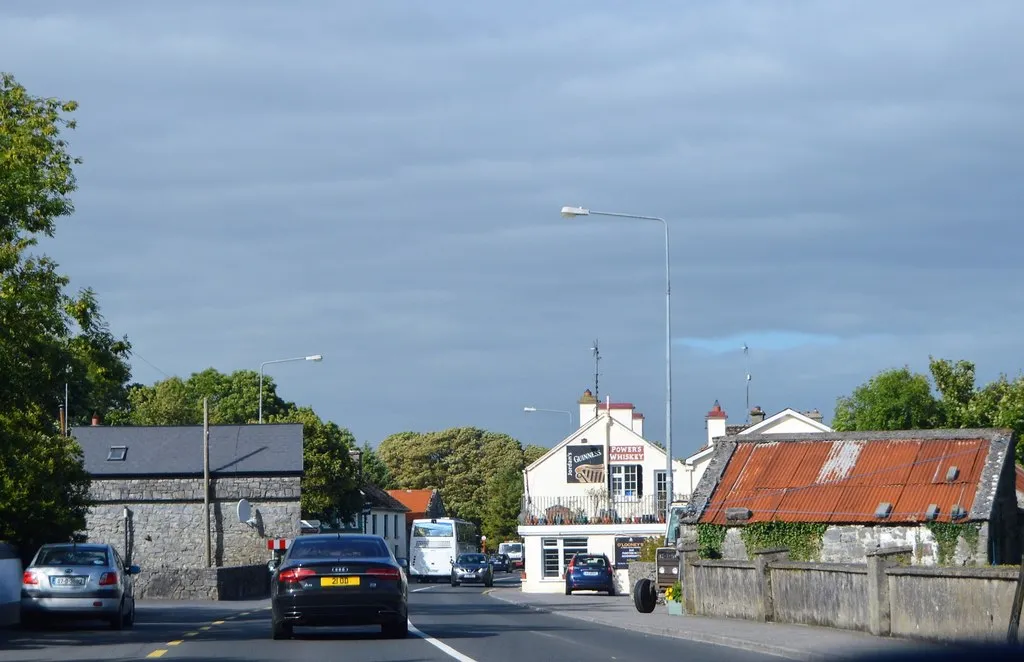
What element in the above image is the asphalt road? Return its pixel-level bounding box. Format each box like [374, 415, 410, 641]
[0, 578, 776, 662]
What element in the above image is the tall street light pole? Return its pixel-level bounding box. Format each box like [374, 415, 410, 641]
[523, 406, 574, 433]
[560, 205, 674, 519]
[258, 354, 323, 423]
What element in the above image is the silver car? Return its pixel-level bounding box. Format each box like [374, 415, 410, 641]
[21, 543, 140, 629]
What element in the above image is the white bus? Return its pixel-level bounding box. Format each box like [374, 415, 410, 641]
[409, 517, 477, 582]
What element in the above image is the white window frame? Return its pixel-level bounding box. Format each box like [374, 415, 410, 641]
[610, 464, 641, 500]
[541, 537, 589, 579]
[655, 469, 668, 509]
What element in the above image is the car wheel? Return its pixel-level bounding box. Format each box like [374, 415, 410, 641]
[271, 618, 292, 640]
[608, 585, 615, 596]
[632, 578, 656, 613]
[109, 600, 125, 630]
[382, 618, 409, 639]
[564, 583, 572, 595]
[125, 598, 136, 627]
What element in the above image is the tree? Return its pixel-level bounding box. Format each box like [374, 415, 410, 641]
[269, 407, 360, 523]
[523, 444, 547, 466]
[0, 72, 132, 559]
[376, 427, 532, 539]
[832, 366, 942, 431]
[834, 357, 1024, 464]
[359, 442, 394, 490]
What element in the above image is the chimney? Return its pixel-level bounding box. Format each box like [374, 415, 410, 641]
[578, 389, 598, 425]
[806, 409, 823, 424]
[750, 406, 765, 424]
[705, 400, 728, 447]
[91, 413, 101, 426]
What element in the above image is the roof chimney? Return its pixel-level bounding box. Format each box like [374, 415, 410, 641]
[578, 388, 598, 424]
[750, 406, 765, 424]
[91, 413, 101, 427]
[806, 409, 823, 424]
[706, 400, 728, 447]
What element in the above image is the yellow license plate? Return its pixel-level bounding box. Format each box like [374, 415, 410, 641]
[320, 576, 359, 587]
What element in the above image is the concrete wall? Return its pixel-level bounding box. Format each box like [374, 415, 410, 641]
[134, 564, 270, 600]
[678, 544, 1023, 643]
[0, 543, 20, 627]
[680, 522, 989, 566]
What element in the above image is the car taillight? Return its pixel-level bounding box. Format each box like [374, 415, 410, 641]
[99, 572, 118, 586]
[367, 567, 401, 580]
[278, 567, 317, 583]
[22, 571, 37, 585]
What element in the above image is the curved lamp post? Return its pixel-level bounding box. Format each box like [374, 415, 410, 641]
[258, 354, 323, 423]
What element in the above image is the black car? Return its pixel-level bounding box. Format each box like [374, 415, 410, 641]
[489, 553, 511, 572]
[450, 553, 494, 587]
[269, 534, 408, 640]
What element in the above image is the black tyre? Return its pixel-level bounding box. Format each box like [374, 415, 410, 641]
[109, 601, 125, 630]
[564, 583, 572, 595]
[271, 618, 292, 640]
[632, 578, 656, 613]
[382, 618, 409, 639]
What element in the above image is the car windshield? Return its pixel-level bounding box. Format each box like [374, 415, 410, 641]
[289, 538, 389, 559]
[458, 554, 486, 564]
[36, 547, 108, 566]
[575, 556, 608, 568]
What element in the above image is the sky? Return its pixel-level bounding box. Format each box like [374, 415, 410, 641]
[2, 1, 1023, 459]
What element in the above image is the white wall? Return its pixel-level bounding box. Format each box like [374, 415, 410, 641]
[0, 544, 21, 626]
[368, 509, 408, 560]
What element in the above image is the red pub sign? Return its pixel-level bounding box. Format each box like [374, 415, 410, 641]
[609, 445, 645, 462]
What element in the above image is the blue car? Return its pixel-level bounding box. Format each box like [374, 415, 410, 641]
[564, 553, 615, 596]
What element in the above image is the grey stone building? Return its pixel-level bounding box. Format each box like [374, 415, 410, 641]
[73, 422, 303, 598]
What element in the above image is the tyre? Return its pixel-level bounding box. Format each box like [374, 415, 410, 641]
[382, 618, 409, 639]
[271, 618, 292, 640]
[564, 583, 572, 596]
[109, 601, 125, 630]
[124, 598, 136, 627]
[632, 578, 656, 613]
[608, 584, 615, 596]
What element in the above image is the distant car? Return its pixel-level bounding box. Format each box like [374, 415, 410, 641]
[269, 533, 408, 640]
[489, 553, 511, 572]
[450, 553, 493, 587]
[20, 542, 140, 629]
[564, 553, 615, 596]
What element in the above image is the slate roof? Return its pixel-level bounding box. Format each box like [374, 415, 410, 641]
[682, 428, 1016, 526]
[362, 483, 410, 512]
[72, 424, 304, 477]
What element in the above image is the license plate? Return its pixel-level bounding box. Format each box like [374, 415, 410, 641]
[320, 576, 359, 587]
[51, 576, 86, 586]
[583, 571, 599, 576]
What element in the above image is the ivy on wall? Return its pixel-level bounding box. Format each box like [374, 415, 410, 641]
[739, 521, 828, 562]
[696, 523, 728, 558]
[926, 522, 981, 565]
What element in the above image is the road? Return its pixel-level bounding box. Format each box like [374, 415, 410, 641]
[0, 578, 775, 662]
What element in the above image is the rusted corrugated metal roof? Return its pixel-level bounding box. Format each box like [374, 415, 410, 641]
[699, 435, 995, 525]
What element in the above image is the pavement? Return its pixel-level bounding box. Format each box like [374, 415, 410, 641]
[483, 581, 950, 661]
[0, 576, 777, 662]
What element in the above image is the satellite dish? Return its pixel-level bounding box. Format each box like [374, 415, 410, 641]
[237, 499, 252, 525]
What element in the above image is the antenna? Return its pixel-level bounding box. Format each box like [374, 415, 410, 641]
[591, 339, 602, 399]
[743, 343, 751, 423]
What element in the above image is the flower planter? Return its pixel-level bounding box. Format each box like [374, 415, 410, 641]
[666, 601, 683, 616]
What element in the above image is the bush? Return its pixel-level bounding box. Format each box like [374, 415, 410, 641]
[638, 535, 666, 562]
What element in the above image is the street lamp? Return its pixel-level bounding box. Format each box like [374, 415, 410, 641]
[258, 354, 323, 423]
[560, 205, 674, 518]
[523, 406, 574, 432]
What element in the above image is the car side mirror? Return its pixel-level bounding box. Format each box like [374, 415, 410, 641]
[127, 565, 141, 575]
[267, 558, 281, 573]
[398, 558, 408, 568]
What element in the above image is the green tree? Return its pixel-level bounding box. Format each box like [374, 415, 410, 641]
[481, 468, 524, 543]
[359, 442, 394, 489]
[832, 366, 942, 431]
[523, 444, 547, 466]
[0, 72, 132, 559]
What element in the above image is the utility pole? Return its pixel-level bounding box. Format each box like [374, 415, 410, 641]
[203, 398, 212, 568]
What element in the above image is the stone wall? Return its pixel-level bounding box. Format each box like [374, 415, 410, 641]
[134, 564, 271, 600]
[85, 475, 300, 582]
[626, 561, 656, 592]
[679, 522, 989, 566]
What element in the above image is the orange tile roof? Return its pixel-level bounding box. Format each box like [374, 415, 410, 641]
[387, 488, 435, 513]
[694, 429, 1014, 526]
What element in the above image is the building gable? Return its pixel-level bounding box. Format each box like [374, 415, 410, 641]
[525, 414, 662, 475]
[743, 408, 833, 435]
[682, 428, 1014, 526]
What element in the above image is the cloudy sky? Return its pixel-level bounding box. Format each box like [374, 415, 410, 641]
[3, 1, 1022, 458]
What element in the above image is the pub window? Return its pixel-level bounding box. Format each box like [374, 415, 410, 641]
[372, 514, 378, 535]
[610, 465, 643, 499]
[542, 538, 560, 578]
[543, 537, 590, 578]
[563, 537, 588, 571]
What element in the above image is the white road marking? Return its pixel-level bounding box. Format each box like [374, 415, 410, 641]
[412, 585, 438, 592]
[409, 621, 479, 662]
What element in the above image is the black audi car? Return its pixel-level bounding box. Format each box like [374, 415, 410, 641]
[269, 533, 408, 640]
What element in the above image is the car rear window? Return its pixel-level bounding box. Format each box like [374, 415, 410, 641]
[36, 548, 108, 566]
[290, 538, 389, 559]
[575, 556, 608, 568]
[458, 554, 487, 564]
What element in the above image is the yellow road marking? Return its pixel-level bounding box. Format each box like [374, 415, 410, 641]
[167, 640, 183, 646]
[184, 631, 198, 637]
[212, 620, 225, 625]
[146, 651, 167, 658]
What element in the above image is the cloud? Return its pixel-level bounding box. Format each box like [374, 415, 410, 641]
[3, 0, 1023, 452]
